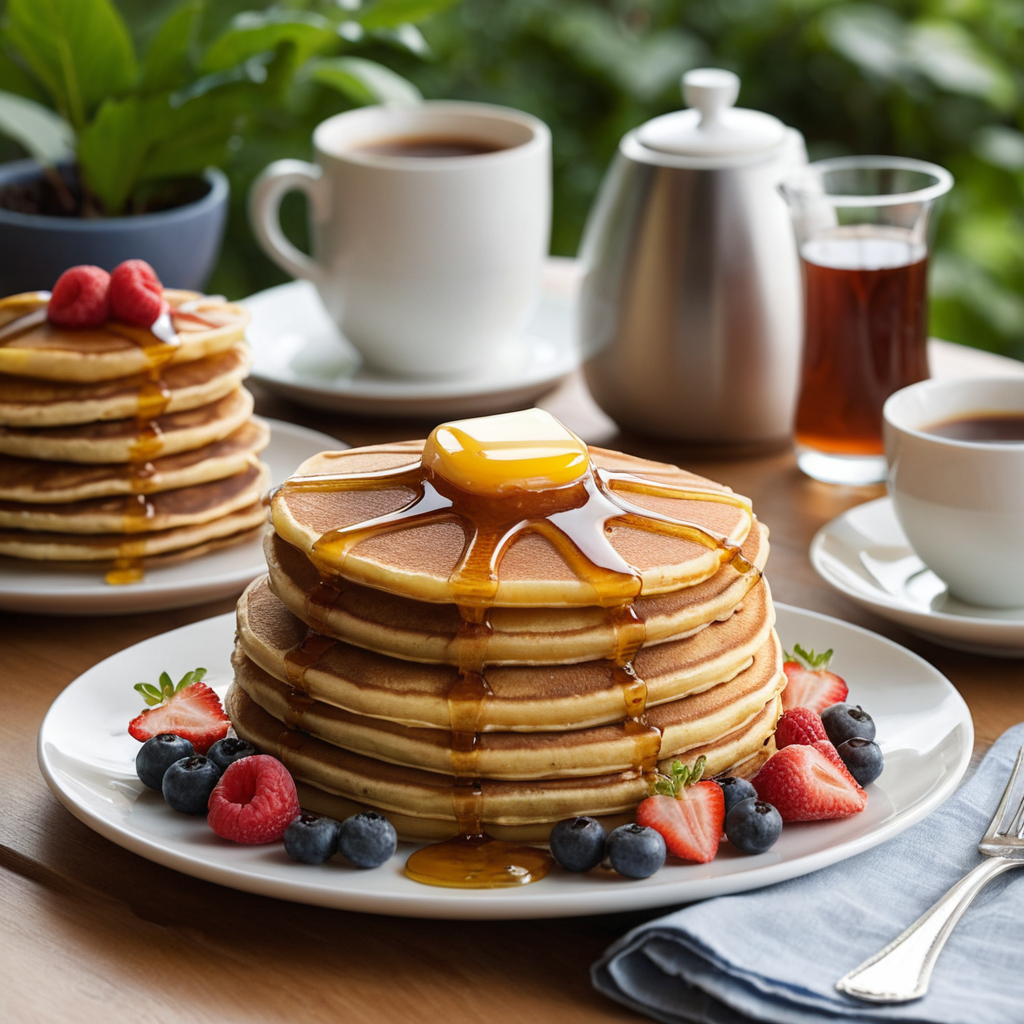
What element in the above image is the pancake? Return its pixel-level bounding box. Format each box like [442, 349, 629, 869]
[0, 386, 254, 463]
[231, 631, 783, 778]
[226, 681, 780, 841]
[264, 521, 769, 666]
[0, 418, 270, 503]
[236, 572, 776, 730]
[0, 500, 268, 562]
[0, 290, 250, 382]
[272, 442, 756, 606]
[0, 460, 270, 534]
[0, 343, 251, 427]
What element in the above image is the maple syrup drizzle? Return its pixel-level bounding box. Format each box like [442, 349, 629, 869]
[279, 428, 762, 888]
[105, 310, 181, 585]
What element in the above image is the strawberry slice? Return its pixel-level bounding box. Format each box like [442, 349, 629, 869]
[751, 744, 866, 822]
[127, 667, 229, 755]
[781, 644, 848, 714]
[635, 757, 725, 863]
[774, 706, 828, 748]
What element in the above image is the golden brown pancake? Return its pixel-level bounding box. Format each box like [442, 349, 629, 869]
[0, 460, 270, 534]
[263, 522, 769, 667]
[0, 500, 268, 562]
[0, 418, 269, 503]
[236, 571, 776, 730]
[0, 386, 254, 463]
[0, 343, 251, 427]
[231, 632, 783, 778]
[0, 291, 250, 382]
[226, 682, 779, 841]
[272, 442, 756, 606]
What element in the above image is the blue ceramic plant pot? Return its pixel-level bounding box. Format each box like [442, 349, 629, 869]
[0, 162, 229, 294]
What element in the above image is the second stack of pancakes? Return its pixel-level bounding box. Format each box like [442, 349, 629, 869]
[0, 289, 270, 580]
[228, 410, 784, 842]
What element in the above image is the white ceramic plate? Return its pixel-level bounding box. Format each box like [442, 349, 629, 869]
[242, 279, 578, 418]
[0, 420, 342, 616]
[38, 603, 972, 919]
[811, 497, 1024, 657]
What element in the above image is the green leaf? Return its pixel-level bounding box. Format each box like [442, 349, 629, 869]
[200, 10, 337, 74]
[906, 21, 1015, 109]
[5, 0, 138, 129]
[649, 756, 707, 798]
[133, 667, 207, 708]
[357, 0, 460, 31]
[0, 90, 73, 164]
[76, 94, 150, 213]
[307, 56, 421, 106]
[785, 644, 834, 671]
[140, 0, 203, 95]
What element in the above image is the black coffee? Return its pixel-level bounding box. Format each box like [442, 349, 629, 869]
[357, 135, 506, 158]
[925, 412, 1024, 442]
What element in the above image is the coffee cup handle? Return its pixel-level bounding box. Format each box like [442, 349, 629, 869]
[249, 160, 329, 286]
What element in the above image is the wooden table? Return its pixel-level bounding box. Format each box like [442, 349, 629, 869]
[4, 322, 1024, 1023]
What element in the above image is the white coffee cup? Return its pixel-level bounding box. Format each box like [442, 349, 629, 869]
[883, 377, 1024, 608]
[249, 101, 551, 379]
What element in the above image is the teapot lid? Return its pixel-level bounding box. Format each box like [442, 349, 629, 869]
[637, 68, 786, 160]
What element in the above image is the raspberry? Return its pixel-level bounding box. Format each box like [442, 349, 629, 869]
[207, 754, 300, 844]
[47, 265, 110, 328]
[109, 259, 167, 326]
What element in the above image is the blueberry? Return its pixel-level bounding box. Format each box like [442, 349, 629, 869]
[161, 755, 222, 814]
[837, 737, 884, 786]
[821, 703, 876, 745]
[337, 812, 397, 868]
[206, 737, 258, 772]
[284, 812, 342, 865]
[725, 798, 783, 854]
[549, 816, 607, 872]
[717, 776, 757, 815]
[605, 823, 666, 879]
[135, 733, 194, 791]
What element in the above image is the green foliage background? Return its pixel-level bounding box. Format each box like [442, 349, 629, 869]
[3, 0, 1023, 361]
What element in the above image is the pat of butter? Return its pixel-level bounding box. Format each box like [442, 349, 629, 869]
[423, 409, 590, 494]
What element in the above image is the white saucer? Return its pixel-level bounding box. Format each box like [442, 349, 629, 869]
[0, 419, 343, 617]
[811, 496, 1024, 657]
[242, 279, 578, 418]
[38, 603, 972, 919]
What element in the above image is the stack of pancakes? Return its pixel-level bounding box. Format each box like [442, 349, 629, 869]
[0, 290, 270, 579]
[228, 419, 784, 843]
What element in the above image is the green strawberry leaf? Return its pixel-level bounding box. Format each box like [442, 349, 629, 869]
[134, 667, 207, 707]
[650, 755, 707, 798]
[785, 644, 835, 671]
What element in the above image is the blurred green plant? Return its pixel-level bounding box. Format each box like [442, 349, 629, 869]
[0, 0, 445, 217]
[1, 0, 1020, 362]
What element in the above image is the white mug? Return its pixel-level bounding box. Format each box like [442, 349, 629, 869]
[883, 377, 1024, 608]
[249, 101, 551, 379]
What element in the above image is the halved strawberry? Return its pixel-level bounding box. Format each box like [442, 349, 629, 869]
[635, 757, 725, 863]
[774, 706, 828, 748]
[781, 644, 848, 714]
[751, 744, 866, 822]
[127, 667, 229, 755]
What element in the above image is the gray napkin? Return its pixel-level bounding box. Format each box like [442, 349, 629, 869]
[592, 722, 1024, 1024]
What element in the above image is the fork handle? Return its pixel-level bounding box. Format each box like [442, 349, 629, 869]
[836, 857, 1020, 1003]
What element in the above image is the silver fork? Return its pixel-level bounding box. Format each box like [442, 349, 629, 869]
[836, 743, 1024, 1004]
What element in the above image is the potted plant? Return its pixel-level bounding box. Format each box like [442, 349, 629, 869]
[0, 0, 445, 294]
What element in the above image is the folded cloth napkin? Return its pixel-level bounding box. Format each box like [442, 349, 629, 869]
[592, 722, 1024, 1024]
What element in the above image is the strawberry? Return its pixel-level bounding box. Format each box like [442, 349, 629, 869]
[774, 706, 827, 748]
[635, 757, 725, 863]
[781, 643, 848, 714]
[812, 738, 847, 770]
[47, 265, 110, 328]
[751, 744, 866, 822]
[109, 259, 167, 326]
[207, 755, 301, 844]
[127, 667, 229, 755]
